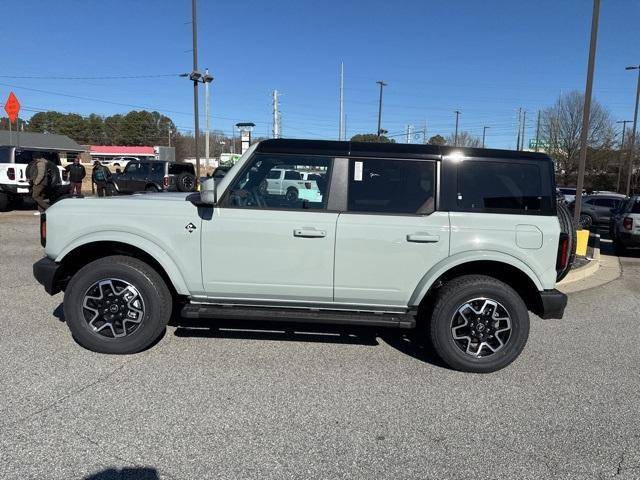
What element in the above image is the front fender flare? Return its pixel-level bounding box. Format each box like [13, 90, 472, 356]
[408, 250, 544, 306]
[55, 231, 191, 296]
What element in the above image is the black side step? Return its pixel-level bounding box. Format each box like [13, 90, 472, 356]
[181, 304, 416, 329]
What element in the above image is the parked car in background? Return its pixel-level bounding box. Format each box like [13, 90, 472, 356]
[558, 187, 589, 204]
[109, 159, 196, 194]
[101, 156, 139, 169]
[610, 196, 640, 254]
[0, 146, 70, 211]
[212, 165, 231, 179]
[570, 193, 627, 228]
[260, 168, 326, 204]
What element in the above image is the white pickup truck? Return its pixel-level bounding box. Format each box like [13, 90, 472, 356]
[0, 146, 70, 211]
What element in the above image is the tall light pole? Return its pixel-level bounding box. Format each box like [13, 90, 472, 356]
[520, 110, 527, 150]
[204, 67, 213, 163]
[482, 126, 490, 148]
[454, 110, 461, 146]
[624, 65, 640, 196]
[190, 0, 200, 178]
[339, 62, 344, 140]
[573, 0, 600, 227]
[376, 80, 387, 136]
[616, 120, 632, 192]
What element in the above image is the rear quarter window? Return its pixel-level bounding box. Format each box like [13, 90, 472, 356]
[457, 160, 553, 214]
[168, 163, 195, 175]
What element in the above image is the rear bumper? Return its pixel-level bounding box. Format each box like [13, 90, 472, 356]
[33, 257, 64, 295]
[539, 289, 567, 319]
[618, 231, 640, 247]
[0, 184, 31, 196]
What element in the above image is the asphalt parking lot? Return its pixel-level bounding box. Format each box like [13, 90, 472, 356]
[1, 211, 640, 480]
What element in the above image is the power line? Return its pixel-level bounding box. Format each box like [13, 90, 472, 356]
[0, 73, 183, 80]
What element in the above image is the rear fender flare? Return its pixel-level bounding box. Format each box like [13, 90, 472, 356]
[408, 250, 544, 306]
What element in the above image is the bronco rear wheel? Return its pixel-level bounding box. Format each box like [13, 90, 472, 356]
[63, 255, 172, 354]
[428, 275, 530, 373]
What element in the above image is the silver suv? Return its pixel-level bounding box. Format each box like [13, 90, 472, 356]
[34, 140, 569, 373]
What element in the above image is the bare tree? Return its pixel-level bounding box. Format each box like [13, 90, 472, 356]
[445, 131, 482, 147]
[541, 91, 615, 185]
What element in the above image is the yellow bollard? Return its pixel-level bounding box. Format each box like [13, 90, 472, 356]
[575, 230, 589, 256]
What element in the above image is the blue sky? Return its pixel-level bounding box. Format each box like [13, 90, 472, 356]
[2, 0, 639, 148]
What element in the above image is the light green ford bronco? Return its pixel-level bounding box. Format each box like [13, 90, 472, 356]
[34, 139, 570, 373]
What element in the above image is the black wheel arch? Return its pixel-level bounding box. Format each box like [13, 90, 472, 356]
[418, 260, 544, 322]
[56, 241, 182, 301]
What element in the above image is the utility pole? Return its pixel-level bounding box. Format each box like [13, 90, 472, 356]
[616, 120, 632, 192]
[272, 90, 280, 139]
[574, 0, 600, 226]
[454, 110, 461, 146]
[520, 110, 527, 150]
[534, 111, 541, 152]
[190, 0, 200, 178]
[423, 121, 427, 144]
[339, 62, 344, 141]
[168, 129, 172, 147]
[516, 108, 522, 151]
[482, 126, 490, 148]
[624, 65, 640, 196]
[344, 114, 347, 140]
[376, 80, 387, 136]
[204, 67, 210, 163]
[406, 124, 412, 144]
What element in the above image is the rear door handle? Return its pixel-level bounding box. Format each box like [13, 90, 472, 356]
[294, 228, 326, 238]
[407, 233, 440, 243]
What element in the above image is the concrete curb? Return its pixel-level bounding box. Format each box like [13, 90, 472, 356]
[557, 234, 622, 294]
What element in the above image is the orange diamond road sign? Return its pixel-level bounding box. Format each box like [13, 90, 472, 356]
[4, 92, 20, 123]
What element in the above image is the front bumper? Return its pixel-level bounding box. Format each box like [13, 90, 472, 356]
[33, 257, 64, 295]
[539, 289, 568, 319]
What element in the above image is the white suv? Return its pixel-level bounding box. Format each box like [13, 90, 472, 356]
[0, 146, 69, 211]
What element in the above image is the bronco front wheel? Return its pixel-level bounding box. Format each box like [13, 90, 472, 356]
[63, 255, 172, 354]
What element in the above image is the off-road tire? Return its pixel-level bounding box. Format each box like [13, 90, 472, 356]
[176, 172, 196, 192]
[285, 187, 298, 203]
[0, 192, 11, 211]
[428, 275, 530, 373]
[63, 255, 172, 354]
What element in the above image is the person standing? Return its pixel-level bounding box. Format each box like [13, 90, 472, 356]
[92, 161, 112, 197]
[65, 156, 86, 196]
[29, 156, 50, 211]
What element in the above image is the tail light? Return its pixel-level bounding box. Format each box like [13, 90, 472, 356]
[163, 176, 169, 189]
[623, 217, 633, 230]
[7, 167, 15, 180]
[304, 181, 312, 189]
[556, 233, 569, 272]
[40, 213, 47, 247]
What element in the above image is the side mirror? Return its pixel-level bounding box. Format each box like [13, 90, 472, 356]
[200, 177, 217, 205]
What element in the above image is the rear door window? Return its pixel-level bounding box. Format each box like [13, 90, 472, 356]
[347, 159, 436, 215]
[458, 160, 552, 213]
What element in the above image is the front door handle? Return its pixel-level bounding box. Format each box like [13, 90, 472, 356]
[294, 228, 326, 238]
[407, 233, 440, 243]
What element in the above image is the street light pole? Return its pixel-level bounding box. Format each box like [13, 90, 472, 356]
[573, 0, 600, 227]
[454, 111, 461, 146]
[624, 65, 640, 196]
[616, 120, 632, 193]
[482, 126, 490, 148]
[376, 80, 387, 136]
[190, 0, 200, 178]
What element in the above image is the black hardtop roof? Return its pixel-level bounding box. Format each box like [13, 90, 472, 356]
[255, 138, 552, 162]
